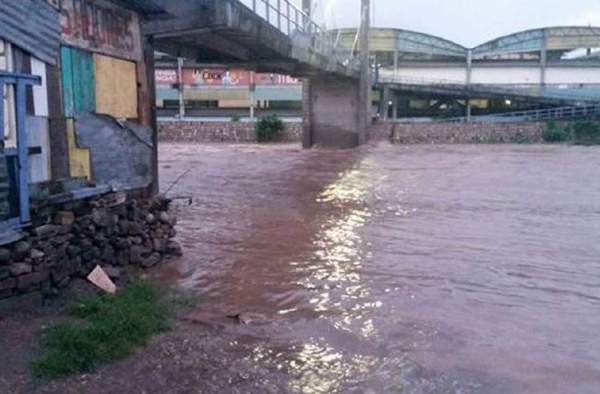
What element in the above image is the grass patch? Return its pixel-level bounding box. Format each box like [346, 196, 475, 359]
[32, 281, 169, 379]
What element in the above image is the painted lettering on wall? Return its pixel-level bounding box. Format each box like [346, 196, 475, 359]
[60, 0, 142, 61]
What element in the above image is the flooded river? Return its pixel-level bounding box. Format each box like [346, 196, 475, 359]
[159, 142, 600, 393]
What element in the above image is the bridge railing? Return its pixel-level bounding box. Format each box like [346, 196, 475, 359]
[238, 0, 357, 69]
[239, 0, 319, 36]
[449, 105, 600, 123]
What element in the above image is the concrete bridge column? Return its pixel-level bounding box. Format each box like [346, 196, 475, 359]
[303, 74, 362, 149]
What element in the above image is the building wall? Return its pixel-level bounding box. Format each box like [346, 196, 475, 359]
[56, 0, 153, 190]
[545, 67, 600, 84]
[471, 67, 542, 85]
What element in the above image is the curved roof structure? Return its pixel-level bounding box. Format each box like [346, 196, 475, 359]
[473, 26, 600, 58]
[332, 26, 600, 62]
[332, 28, 467, 60]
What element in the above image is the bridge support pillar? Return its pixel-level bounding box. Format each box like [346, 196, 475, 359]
[302, 74, 363, 149]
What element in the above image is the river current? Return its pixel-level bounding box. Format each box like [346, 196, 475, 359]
[159, 142, 600, 393]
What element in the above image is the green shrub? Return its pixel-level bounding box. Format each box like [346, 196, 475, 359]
[573, 119, 600, 145]
[255, 114, 284, 142]
[32, 282, 169, 379]
[230, 114, 241, 122]
[542, 121, 570, 143]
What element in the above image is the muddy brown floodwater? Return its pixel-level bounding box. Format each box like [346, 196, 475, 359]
[159, 142, 600, 394]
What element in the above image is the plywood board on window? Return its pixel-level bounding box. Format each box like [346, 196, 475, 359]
[94, 54, 138, 119]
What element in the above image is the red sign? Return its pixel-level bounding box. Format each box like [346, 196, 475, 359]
[155, 68, 300, 86]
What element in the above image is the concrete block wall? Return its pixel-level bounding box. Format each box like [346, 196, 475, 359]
[372, 121, 545, 144]
[158, 121, 302, 143]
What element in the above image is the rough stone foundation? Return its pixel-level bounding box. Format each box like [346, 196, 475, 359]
[371, 121, 545, 144]
[158, 120, 302, 143]
[0, 194, 182, 300]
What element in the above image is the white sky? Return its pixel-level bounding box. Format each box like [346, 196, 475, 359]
[301, 0, 600, 47]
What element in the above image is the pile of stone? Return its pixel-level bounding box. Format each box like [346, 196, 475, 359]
[0, 194, 182, 300]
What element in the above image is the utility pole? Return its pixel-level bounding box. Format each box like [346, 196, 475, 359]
[358, 0, 371, 144]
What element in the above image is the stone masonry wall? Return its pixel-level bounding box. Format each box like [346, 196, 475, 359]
[0, 194, 182, 300]
[158, 120, 302, 143]
[371, 121, 545, 144]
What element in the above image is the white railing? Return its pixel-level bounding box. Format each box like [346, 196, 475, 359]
[238, 0, 319, 36]
[237, 0, 357, 69]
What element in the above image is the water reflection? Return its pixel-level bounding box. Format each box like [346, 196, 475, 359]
[160, 143, 600, 393]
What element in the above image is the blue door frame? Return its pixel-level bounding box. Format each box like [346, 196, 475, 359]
[0, 71, 42, 227]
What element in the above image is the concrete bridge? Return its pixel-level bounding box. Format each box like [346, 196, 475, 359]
[123, 0, 371, 148]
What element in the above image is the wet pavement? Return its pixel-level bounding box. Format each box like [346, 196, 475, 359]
[159, 142, 600, 393]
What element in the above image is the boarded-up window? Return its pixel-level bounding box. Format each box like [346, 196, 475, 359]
[61, 46, 96, 117]
[94, 54, 138, 119]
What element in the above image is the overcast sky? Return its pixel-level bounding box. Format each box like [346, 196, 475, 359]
[302, 0, 600, 47]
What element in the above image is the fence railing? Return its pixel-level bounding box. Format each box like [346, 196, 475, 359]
[459, 105, 600, 123]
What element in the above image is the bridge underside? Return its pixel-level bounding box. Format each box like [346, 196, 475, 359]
[143, 0, 357, 78]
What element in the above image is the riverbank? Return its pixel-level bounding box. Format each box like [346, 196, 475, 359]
[0, 279, 291, 393]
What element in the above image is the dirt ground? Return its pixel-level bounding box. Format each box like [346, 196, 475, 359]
[0, 279, 293, 394]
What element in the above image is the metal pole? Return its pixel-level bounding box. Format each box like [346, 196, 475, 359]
[358, 0, 371, 144]
[177, 57, 185, 119]
[250, 71, 256, 120]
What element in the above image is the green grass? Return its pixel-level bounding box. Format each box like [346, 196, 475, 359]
[32, 282, 169, 379]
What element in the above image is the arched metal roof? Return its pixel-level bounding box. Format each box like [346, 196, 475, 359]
[472, 26, 600, 57]
[332, 26, 600, 61]
[331, 28, 467, 58]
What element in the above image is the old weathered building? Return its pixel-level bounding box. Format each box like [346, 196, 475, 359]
[0, 0, 176, 300]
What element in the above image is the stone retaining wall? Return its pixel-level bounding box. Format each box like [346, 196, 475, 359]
[372, 121, 545, 144]
[158, 120, 302, 143]
[0, 194, 181, 300]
